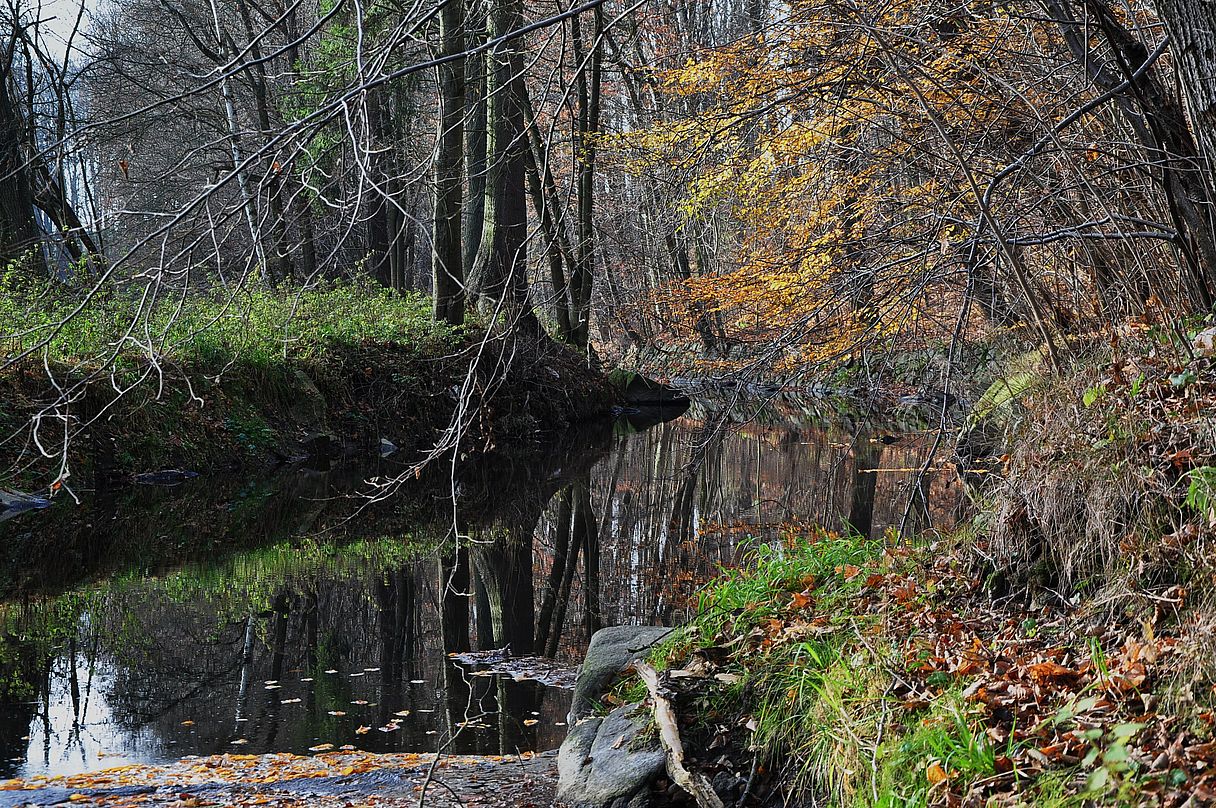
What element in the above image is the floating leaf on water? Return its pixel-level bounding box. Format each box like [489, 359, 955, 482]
[378, 723, 400, 733]
[308, 744, 335, 752]
[327, 711, 347, 717]
[339, 745, 356, 751]
[324, 669, 338, 674]
[355, 726, 371, 735]
[410, 679, 425, 684]
[300, 678, 314, 682]
[180, 720, 195, 726]
[523, 719, 539, 727]
[394, 710, 410, 718]
[230, 739, 249, 745]
[264, 680, 278, 685]
[264, 685, 281, 690]
[351, 700, 369, 706]
[363, 667, 380, 672]
[281, 698, 302, 704]
[349, 672, 365, 678]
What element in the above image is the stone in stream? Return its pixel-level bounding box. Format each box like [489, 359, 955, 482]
[568, 625, 675, 722]
[558, 625, 676, 808]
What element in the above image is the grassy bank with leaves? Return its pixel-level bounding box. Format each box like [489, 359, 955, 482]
[631, 528, 1202, 806]
[0, 279, 612, 488]
[621, 320, 1216, 806]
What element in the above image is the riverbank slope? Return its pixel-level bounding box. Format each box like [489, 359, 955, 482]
[0, 282, 614, 490]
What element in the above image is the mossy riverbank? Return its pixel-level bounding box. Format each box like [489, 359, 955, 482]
[0, 281, 615, 489]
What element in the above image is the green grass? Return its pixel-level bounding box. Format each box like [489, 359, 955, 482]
[0, 271, 458, 370]
[873, 691, 998, 807]
[652, 530, 1017, 806]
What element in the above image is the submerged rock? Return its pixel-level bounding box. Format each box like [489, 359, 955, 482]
[558, 625, 676, 808]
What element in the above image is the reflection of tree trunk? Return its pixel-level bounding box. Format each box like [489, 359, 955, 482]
[376, 568, 410, 684]
[473, 568, 496, 649]
[402, 568, 417, 677]
[68, 638, 80, 725]
[264, 591, 291, 746]
[439, 548, 471, 655]
[536, 488, 573, 653]
[477, 532, 536, 655]
[440, 627, 472, 751]
[303, 592, 319, 672]
[848, 438, 882, 538]
[233, 615, 256, 733]
[668, 417, 723, 546]
[574, 484, 601, 636]
[547, 528, 581, 658]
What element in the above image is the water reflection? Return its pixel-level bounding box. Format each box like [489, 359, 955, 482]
[0, 396, 958, 778]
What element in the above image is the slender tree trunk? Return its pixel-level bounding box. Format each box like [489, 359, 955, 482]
[463, 0, 489, 272]
[432, 0, 466, 324]
[1046, 0, 1216, 306]
[570, 8, 603, 347]
[236, 0, 294, 283]
[366, 89, 394, 287]
[469, 0, 539, 330]
[521, 83, 575, 339]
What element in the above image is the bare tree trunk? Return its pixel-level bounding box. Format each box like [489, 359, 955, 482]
[1046, 0, 1216, 307]
[432, 0, 466, 324]
[469, 0, 539, 330]
[521, 82, 575, 339]
[366, 88, 394, 287]
[1, 55, 42, 271]
[236, 0, 294, 283]
[463, 0, 489, 273]
[570, 8, 603, 348]
[1153, 0, 1216, 171]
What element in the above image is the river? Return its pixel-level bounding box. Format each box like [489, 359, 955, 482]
[0, 394, 957, 779]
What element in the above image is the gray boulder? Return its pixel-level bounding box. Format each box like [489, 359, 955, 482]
[569, 625, 675, 723]
[558, 625, 676, 808]
[557, 704, 665, 808]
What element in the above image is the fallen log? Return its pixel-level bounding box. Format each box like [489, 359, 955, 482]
[635, 662, 725, 808]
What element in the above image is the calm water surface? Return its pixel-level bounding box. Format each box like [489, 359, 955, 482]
[0, 396, 957, 779]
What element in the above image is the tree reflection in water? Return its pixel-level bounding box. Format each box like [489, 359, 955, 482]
[0, 396, 958, 777]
